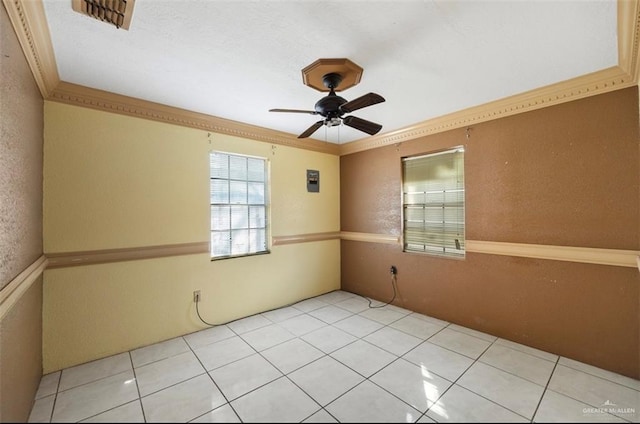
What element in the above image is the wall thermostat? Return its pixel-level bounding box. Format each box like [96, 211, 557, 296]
[307, 169, 319, 192]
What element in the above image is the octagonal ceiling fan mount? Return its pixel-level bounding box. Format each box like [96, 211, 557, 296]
[269, 59, 385, 139]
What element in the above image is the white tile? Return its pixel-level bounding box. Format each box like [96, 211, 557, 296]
[495, 338, 559, 363]
[534, 389, 626, 423]
[371, 358, 452, 412]
[184, 325, 235, 349]
[558, 357, 640, 391]
[28, 394, 55, 423]
[52, 370, 138, 422]
[403, 341, 474, 382]
[209, 353, 282, 401]
[189, 404, 240, 423]
[364, 326, 423, 356]
[417, 415, 437, 423]
[457, 362, 545, 419]
[261, 338, 324, 374]
[226, 314, 272, 334]
[35, 371, 60, 399]
[426, 384, 528, 423]
[331, 340, 396, 378]
[240, 323, 295, 351]
[314, 290, 356, 304]
[410, 312, 449, 327]
[135, 351, 205, 396]
[428, 328, 492, 359]
[193, 336, 255, 371]
[141, 374, 226, 423]
[479, 344, 556, 386]
[308, 305, 353, 324]
[334, 296, 371, 314]
[326, 380, 421, 423]
[80, 400, 144, 423]
[292, 298, 328, 313]
[390, 315, 446, 340]
[302, 409, 338, 423]
[289, 356, 364, 406]
[447, 324, 498, 342]
[548, 365, 640, 422]
[332, 314, 383, 338]
[301, 325, 357, 354]
[261, 306, 303, 323]
[359, 307, 407, 325]
[231, 377, 319, 422]
[278, 314, 327, 336]
[59, 352, 132, 391]
[131, 337, 189, 368]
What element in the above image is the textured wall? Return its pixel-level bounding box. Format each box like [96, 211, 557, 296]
[340, 87, 640, 378]
[43, 102, 340, 372]
[0, 3, 44, 422]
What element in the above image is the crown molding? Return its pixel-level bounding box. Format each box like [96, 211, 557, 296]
[7, 0, 640, 156]
[49, 81, 340, 155]
[2, 0, 59, 97]
[339, 66, 636, 156]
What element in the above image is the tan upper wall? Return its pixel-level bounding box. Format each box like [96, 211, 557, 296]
[0, 3, 44, 288]
[342, 87, 640, 251]
[0, 3, 44, 422]
[44, 101, 340, 253]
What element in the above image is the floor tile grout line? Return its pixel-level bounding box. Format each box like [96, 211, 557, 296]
[47, 370, 62, 423]
[127, 351, 147, 423]
[555, 361, 640, 394]
[422, 335, 533, 422]
[184, 334, 244, 423]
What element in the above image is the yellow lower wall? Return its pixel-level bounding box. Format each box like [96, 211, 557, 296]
[43, 102, 341, 372]
[43, 243, 339, 373]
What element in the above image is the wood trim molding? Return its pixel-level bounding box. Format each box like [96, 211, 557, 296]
[0, 255, 47, 320]
[339, 66, 636, 155]
[272, 232, 341, 246]
[340, 231, 401, 245]
[48, 81, 340, 156]
[466, 240, 640, 269]
[2, 0, 60, 98]
[338, 232, 639, 269]
[46, 242, 209, 269]
[618, 0, 640, 82]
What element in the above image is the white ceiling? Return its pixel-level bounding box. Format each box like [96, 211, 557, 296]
[41, 0, 618, 144]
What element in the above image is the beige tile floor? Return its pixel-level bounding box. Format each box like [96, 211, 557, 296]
[28, 290, 640, 423]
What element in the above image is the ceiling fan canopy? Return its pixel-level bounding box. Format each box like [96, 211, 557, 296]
[269, 60, 385, 139]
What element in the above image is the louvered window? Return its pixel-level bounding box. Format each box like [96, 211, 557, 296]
[210, 152, 269, 259]
[402, 148, 465, 258]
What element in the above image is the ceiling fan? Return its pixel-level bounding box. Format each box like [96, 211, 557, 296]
[269, 72, 385, 139]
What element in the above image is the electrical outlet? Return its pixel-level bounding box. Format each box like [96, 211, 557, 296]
[193, 290, 201, 303]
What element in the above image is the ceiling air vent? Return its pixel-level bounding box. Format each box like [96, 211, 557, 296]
[72, 0, 135, 30]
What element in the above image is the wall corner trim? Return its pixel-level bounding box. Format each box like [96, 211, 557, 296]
[0, 255, 47, 320]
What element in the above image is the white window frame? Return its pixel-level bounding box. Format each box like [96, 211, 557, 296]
[209, 151, 269, 260]
[402, 147, 465, 258]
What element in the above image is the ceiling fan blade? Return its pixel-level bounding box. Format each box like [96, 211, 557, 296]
[342, 115, 382, 136]
[340, 92, 385, 113]
[269, 108, 318, 115]
[298, 120, 324, 138]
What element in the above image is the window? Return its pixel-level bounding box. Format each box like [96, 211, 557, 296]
[402, 148, 465, 257]
[210, 152, 269, 259]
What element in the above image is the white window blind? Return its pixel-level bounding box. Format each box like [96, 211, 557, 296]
[210, 152, 268, 259]
[402, 148, 465, 257]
